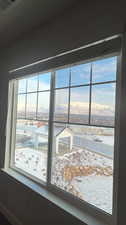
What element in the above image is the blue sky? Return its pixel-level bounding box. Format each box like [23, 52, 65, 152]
[92, 56, 117, 83]
[39, 72, 51, 90]
[55, 56, 117, 88]
[55, 68, 70, 88]
[18, 79, 27, 93]
[38, 92, 50, 113]
[18, 56, 116, 92]
[91, 83, 115, 117]
[54, 56, 116, 117]
[17, 56, 117, 119]
[54, 89, 69, 113]
[71, 63, 91, 85]
[18, 72, 51, 93]
[70, 86, 90, 114]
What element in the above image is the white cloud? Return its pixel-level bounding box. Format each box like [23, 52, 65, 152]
[59, 101, 114, 116]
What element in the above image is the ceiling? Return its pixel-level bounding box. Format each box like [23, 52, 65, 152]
[0, 0, 77, 47]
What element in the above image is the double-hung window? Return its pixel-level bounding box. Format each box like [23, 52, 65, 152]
[5, 37, 121, 222]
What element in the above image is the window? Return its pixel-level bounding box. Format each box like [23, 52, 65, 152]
[7, 54, 117, 218]
[51, 56, 116, 214]
[11, 73, 51, 182]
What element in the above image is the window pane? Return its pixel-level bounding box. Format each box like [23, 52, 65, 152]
[17, 94, 26, 118]
[71, 63, 91, 86]
[26, 93, 37, 119]
[27, 76, 38, 92]
[51, 124, 114, 214]
[91, 83, 116, 126]
[55, 68, 70, 88]
[18, 79, 27, 93]
[92, 56, 117, 83]
[70, 86, 89, 124]
[38, 72, 51, 91]
[37, 91, 50, 120]
[54, 88, 69, 122]
[14, 120, 48, 182]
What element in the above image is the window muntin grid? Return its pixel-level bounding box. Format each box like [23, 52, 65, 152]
[17, 72, 51, 122]
[11, 54, 117, 216]
[51, 55, 117, 215]
[14, 72, 51, 182]
[53, 56, 116, 127]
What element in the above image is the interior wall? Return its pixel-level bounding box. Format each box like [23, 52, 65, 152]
[1, 0, 126, 72]
[0, 1, 126, 224]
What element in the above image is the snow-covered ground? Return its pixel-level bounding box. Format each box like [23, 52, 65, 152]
[15, 148, 47, 181]
[51, 148, 113, 214]
[15, 145, 113, 214]
[15, 121, 113, 214]
[72, 175, 113, 213]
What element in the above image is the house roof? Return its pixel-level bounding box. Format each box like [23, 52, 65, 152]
[55, 126, 74, 137]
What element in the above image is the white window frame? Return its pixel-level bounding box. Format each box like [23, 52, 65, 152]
[5, 36, 121, 225]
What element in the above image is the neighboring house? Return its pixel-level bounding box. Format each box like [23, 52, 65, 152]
[54, 127, 74, 154]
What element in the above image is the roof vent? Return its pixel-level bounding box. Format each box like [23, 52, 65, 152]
[0, 0, 15, 11]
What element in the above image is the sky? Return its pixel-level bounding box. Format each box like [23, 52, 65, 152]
[17, 72, 51, 114]
[17, 56, 117, 121]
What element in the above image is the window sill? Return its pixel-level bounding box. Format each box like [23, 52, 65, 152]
[1, 168, 111, 225]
